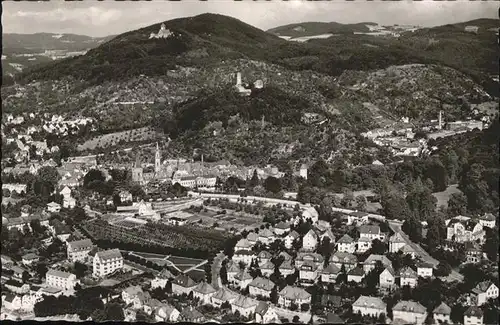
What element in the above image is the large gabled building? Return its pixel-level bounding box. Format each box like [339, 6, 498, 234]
[92, 249, 123, 278]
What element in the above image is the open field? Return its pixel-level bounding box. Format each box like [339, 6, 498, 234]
[129, 250, 206, 273]
[432, 184, 462, 209]
[168, 256, 205, 265]
[77, 127, 162, 151]
[132, 251, 169, 259]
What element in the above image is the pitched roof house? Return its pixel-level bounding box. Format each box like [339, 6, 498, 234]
[172, 274, 197, 295]
[392, 300, 427, 325]
[193, 281, 216, 304]
[255, 301, 279, 324]
[433, 302, 451, 324]
[352, 295, 386, 317]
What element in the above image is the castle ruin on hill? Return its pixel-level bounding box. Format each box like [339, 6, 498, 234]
[234, 72, 264, 96]
[149, 23, 174, 39]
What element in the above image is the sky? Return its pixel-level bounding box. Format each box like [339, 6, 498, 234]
[2, 0, 498, 37]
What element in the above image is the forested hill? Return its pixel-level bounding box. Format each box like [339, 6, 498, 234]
[14, 15, 498, 96]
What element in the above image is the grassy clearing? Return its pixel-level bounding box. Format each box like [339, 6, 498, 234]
[432, 184, 462, 209]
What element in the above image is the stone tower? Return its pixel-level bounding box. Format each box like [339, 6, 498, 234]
[236, 72, 242, 86]
[300, 164, 308, 180]
[155, 142, 161, 174]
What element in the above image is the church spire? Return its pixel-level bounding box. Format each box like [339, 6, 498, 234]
[155, 142, 161, 174]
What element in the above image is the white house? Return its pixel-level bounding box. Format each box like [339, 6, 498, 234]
[299, 260, 320, 286]
[47, 202, 61, 213]
[416, 262, 433, 278]
[471, 281, 499, 306]
[399, 267, 418, 288]
[379, 266, 396, 289]
[247, 232, 259, 246]
[278, 285, 311, 308]
[66, 239, 93, 262]
[45, 269, 78, 290]
[232, 250, 256, 266]
[446, 219, 485, 243]
[363, 254, 392, 274]
[255, 301, 279, 324]
[211, 286, 238, 308]
[150, 268, 174, 289]
[302, 229, 319, 251]
[22, 253, 40, 266]
[279, 259, 296, 277]
[257, 250, 272, 267]
[330, 251, 358, 272]
[433, 302, 451, 324]
[226, 261, 240, 285]
[119, 190, 133, 203]
[260, 260, 275, 277]
[389, 232, 406, 253]
[358, 224, 383, 241]
[284, 230, 300, 249]
[122, 285, 144, 305]
[172, 274, 197, 295]
[464, 306, 483, 325]
[347, 211, 369, 226]
[336, 234, 356, 253]
[352, 295, 386, 318]
[274, 222, 290, 236]
[154, 304, 180, 322]
[302, 207, 319, 223]
[2, 294, 23, 311]
[234, 269, 253, 289]
[193, 281, 216, 305]
[392, 300, 427, 325]
[465, 243, 483, 264]
[321, 263, 341, 283]
[235, 238, 253, 251]
[478, 213, 496, 229]
[248, 277, 275, 298]
[63, 196, 76, 209]
[356, 237, 372, 253]
[347, 267, 365, 283]
[92, 249, 123, 278]
[258, 228, 275, 245]
[231, 294, 258, 317]
[319, 228, 336, 243]
[295, 252, 324, 269]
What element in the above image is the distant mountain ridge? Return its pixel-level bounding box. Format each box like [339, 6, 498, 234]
[2, 32, 115, 54]
[267, 21, 379, 37]
[2, 32, 115, 83]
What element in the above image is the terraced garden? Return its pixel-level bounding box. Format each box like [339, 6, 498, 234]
[77, 127, 162, 151]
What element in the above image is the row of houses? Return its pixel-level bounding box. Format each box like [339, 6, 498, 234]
[352, 295, 486, 325]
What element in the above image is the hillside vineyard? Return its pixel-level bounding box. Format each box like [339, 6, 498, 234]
[1, 4, 499, 325]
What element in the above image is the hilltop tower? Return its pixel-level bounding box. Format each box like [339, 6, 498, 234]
[155, 142, 161, 174]
[236, 72, 242, 86]
[300, 164, 308, 180]
[438, 110, 443, 130]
